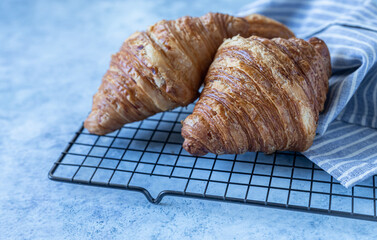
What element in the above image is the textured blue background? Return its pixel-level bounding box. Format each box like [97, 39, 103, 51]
[1, 0, 377, 239]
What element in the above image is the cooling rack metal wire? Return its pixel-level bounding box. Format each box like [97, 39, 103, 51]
[49, 103, 377, 221]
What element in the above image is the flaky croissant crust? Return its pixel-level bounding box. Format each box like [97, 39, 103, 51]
[182, 36, 331, 156]
[84, 13, 294, 135]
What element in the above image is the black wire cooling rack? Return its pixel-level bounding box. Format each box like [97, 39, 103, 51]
[49, 103, 377, 222]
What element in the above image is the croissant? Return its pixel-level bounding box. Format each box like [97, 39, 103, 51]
[84, 13, 295, 135]
[181, 36, 331, 156]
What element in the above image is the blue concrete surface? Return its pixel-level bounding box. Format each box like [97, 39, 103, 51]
[1, 0, 377, 239]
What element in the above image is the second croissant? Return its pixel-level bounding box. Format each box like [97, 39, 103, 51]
[182, 35, 331, 156]
[84, 13, 294, 135]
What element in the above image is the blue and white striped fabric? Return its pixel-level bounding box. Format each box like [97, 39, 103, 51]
[238, 0, 377, 187]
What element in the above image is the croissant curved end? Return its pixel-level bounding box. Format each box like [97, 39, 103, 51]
[309, 37, 332, 78]
[182, 138, 209, 156]
[243, 14, 295, 39]
[84, 110, 109, 135]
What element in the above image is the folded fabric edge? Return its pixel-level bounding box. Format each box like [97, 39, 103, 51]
[303, 120, 377, 188]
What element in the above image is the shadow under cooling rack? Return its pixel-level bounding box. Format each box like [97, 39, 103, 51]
[49, 103, 377, 222]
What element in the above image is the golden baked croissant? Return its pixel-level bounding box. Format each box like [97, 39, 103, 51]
[84, 13, 295, 135]
[181, 36, 331, 156]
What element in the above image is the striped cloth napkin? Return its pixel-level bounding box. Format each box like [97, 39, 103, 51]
[238, 0, 377, 187]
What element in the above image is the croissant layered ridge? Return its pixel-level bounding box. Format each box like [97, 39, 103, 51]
[181, 36, 331, 156]
[84, 13, 295, 135]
